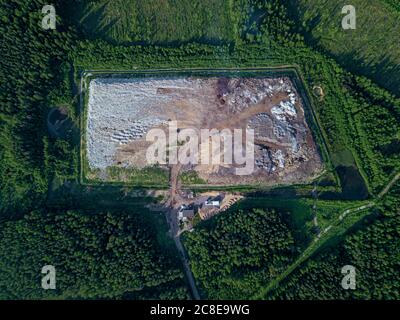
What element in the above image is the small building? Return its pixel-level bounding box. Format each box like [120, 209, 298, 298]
[182, 209, 194, 219]
[205, 200, 220, 207]
[179, 209, 195, 222]
[204, 195, 224, 208]
[178, 206, 195, 221]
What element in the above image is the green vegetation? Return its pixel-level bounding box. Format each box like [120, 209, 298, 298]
[266, 191, 400, 299]
[0, 209, 188, 299]
[233, 197, 313, 248]
[47, 181, 157, 212]
[343, 76, 400, 192]
[183, 208, 297, 299]
[180, 170, 207, 185]
[68, 0, 237, 45]
[104, 166, 169, 187]
[289, 0, 400, 97]
[82, 161, 169, 188]
[1, 0, 399, 300]
[381, 0, 400, 12]
[184, 193, 377, 299]
[0, 0, 76, 216]
[311, 199, 365, 230]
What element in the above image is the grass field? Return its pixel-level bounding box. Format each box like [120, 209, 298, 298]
[289, 0, 400, 97]
[69, 0, 237, 45]
[381, 0, 400, 12]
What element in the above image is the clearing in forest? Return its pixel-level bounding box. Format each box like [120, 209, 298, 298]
[84, 72, 323, 186]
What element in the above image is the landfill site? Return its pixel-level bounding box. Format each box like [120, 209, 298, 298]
[86, 75, 323, 186]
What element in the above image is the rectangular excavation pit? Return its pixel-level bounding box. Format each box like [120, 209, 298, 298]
[82, 69, 325, 187]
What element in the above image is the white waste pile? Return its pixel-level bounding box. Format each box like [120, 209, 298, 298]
[273, 149, 286, 169]
[254, 147, 286, 173]
[110, 119, 168, 144]
[86, 78, 185, 169]
[271, 101, 297, 122]
[222, 78, 295, 113]
[271, 100, 299, 153]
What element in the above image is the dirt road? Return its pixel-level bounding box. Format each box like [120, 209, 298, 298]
[164, 162, 201, 299]
[168, 163, 183, 207]
[378, 172, 400, 198]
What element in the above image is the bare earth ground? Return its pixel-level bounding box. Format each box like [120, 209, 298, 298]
[86, 76, 323, 186]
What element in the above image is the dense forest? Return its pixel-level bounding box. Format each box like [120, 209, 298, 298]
[266, 182, 400, 300]
[184, 183, 400, 300]
[0, 210, 188, 299]
[267, 215, 400, 299]
[183, 208, 297, 299]
[0, 0, 399, 300]
[0, 0, 76, 216]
